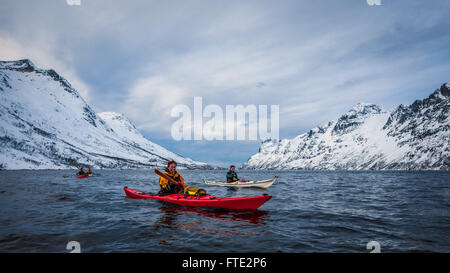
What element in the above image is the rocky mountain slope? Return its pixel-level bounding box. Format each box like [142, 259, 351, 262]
[244, 83, 450, 170]
[0, 59, 209, 170]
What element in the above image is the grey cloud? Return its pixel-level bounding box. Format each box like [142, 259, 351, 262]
[1, 0, 449, 163]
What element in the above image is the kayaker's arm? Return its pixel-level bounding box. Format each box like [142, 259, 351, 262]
[155, 169, 185, 191]
[159, 176, 169, 190]
[179, 174, 187, 188]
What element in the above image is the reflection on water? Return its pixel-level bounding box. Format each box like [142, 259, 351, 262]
[153, 203, 268, 236]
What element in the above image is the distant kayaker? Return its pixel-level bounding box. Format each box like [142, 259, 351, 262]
[77, 167, 85, 175]
[226, 165, 240, 182]
[159, 160, 187, 194]
[86, 168, 92, 175]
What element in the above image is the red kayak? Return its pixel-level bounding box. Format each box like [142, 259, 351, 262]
[76, 174, 89, 178]
[123, 187, 271, 210]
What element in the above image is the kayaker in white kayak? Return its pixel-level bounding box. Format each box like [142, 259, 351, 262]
[226, 165, 241, 183]
[158, 160, 187, 194]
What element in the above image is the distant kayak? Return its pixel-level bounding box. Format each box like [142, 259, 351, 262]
[76, 174, 89, 178]
[204, 176, 278, 189]
[123, 187, 272, 210]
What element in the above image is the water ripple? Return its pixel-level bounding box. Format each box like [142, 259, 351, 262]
[0, 169, 449, 252]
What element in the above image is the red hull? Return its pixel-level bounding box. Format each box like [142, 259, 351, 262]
[76, 174, 89, 178]
[123, 187, 271, 210]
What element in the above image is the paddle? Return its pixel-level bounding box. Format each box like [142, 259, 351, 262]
[75, 165, 84, 175]
[154, 169, 184, 192]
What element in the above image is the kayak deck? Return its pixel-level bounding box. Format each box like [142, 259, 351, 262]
[124, 187, 271, 210]
[204, 176, 278, 189]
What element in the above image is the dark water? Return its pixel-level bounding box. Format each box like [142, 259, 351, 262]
[0, 170, 449, 253]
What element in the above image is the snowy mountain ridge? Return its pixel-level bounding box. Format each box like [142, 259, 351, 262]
[0, 59, 209, 170]
[244, 83, 450, 170]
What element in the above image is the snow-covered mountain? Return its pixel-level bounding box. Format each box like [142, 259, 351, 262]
[244, 83, 450, 170]
[0, 59, 209, 170]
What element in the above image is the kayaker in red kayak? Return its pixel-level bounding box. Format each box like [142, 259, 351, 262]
[226, 165, 240, 182]
[159, 160, 187, 194]
[77, 167, 85, 176]
[86, 168, 92, 175]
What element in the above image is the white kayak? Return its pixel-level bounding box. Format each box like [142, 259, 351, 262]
[204, 176, 278, 189]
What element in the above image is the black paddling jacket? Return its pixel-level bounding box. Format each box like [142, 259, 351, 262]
[226, 171, 239, 182]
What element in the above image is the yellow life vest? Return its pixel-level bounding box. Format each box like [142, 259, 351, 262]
[159, 170, 186, 191]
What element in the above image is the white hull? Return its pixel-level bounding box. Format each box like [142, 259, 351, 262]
[204, 176, 277, 189]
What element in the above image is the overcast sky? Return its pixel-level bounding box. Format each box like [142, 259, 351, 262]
[1, 0, 449, 166]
